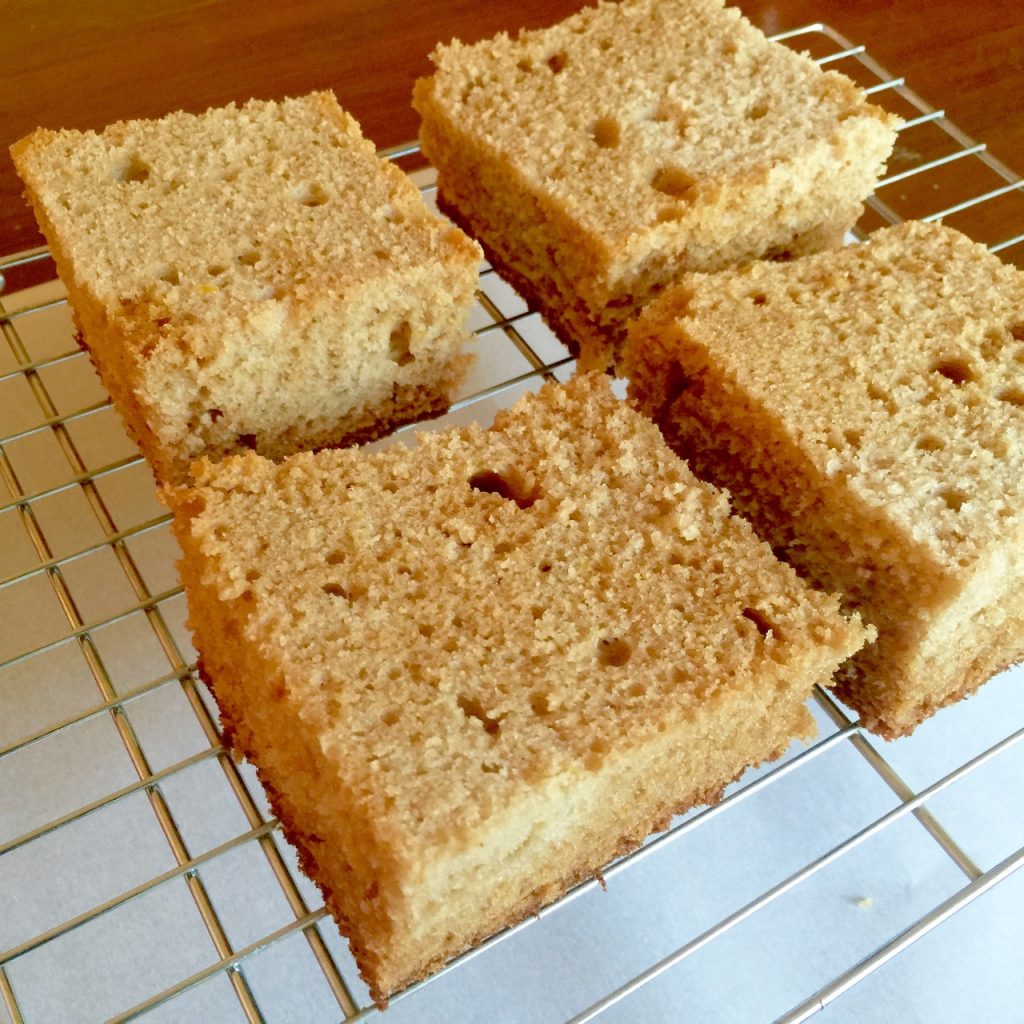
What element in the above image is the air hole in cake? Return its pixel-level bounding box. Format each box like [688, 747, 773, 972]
[297, 182, 329, 207]
[721, 39, 738, 56]
[382, 708, 400, 726]
[591, 118, 621, 149]
[750, 292, 768, 306]
[417, 622, 434, 638]
[866, 381, 893, 407]
[997, 386, 1024, 408]
[388, 320, 415, 365]
[598, 637, 632, 667]
[516, 58, 534, 73]
[598, 37, 613, 50]
[585, 737, 610, 768]
[657, 206, 685, 223]
[469, 469, 538, 510]
[940, 488, 968, 512]
[742, 607, 778, 639]
[916, 435, 945, 451]
[481, 762, 500, 773]
[530, 692, 551, 716]
[208, 407, 223, 423]
[651, 166, 696, 200]
[322, 582, 348, 598]
[494, 540, 513, 555]
[154, 317, 171, 329]
[207, 264, 227, 277]
[663, 362, 692, 406]
[932, 358, 975, 386]
[158, 266, 181, 285]
[530, 604, 544, 620]
[245, 568, 260, 582]
[627, 681, 646, 698]
[649, 498, 674, 519]
[1008, 323, 1024, 341]
[115, 154, 151, 183]
[373, 249, 390, 262]
[539, 562, 552, 573]
[649, 101, 690, 138]
[238, 249, 261, 267]
[326, 550, 345, 565]
[844, 429, 862, 448]
[457, 694, 501, 735]
[547, 51, 568, 73]
[238, 433, 258, 449]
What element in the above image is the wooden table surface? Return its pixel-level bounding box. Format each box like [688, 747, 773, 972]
[2, 0, 1022, 258]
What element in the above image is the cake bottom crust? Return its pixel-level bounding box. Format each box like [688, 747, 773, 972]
[74, 327, 469, 485]
[835, 594, 1024, 739]
[437, 192, 850, 375]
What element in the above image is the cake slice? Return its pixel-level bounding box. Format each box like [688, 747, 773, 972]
[627, 221, 1024, 738]
[165, 373, 869, 1002]
[11, 92, 481, 484]
[414, 0, 898, 371]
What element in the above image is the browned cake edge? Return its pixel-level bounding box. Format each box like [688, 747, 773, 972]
[435, 188, 851, 375]
[834, 591, 1024, 739]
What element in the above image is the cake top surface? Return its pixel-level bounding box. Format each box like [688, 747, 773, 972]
[632, 221, 1024, 566]
[11, 91, 479, 338]
[418, 0, 896, 250]
[167, 375, 866, 848]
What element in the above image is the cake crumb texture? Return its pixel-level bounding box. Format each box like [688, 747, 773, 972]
[415, 0, 898, 369]
[11, 91, 481, 483]
[165, 373, 869, 1001]
[627, 220, 1024, 737]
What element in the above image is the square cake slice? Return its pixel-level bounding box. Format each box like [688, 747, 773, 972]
[414, 0, 898, 371]
[165, 373, 869, 1002]
[627, 221, 1024, 738]
[11, 92, 482, 484]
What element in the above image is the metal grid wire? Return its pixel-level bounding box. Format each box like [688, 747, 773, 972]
[1, 23, 1023, 1024]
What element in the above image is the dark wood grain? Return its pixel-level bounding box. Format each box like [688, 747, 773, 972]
[2, 0, 1022, 258]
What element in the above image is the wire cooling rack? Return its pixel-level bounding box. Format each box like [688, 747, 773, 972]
[2, 23, 1023, 1024]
